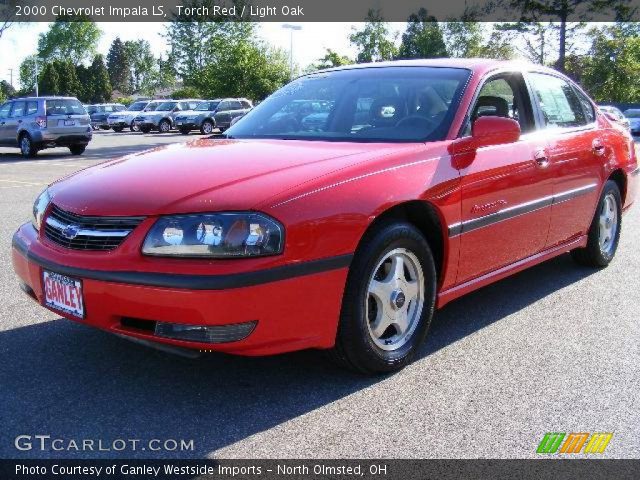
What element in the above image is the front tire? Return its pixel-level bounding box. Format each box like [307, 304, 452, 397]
[571, 180, 622, 267]
[330, 222, 436, 374]
[200, 120, 214, 135]
[158, 119, 171, 133]
[130, 122, 140, 132]
[19, 134, 38, 158]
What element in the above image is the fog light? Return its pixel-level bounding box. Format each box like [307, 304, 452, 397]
[154, 321, 257, 343]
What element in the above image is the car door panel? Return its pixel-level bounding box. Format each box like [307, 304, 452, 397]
[455, 73, 553, 285]
[0, 102, 12, 144]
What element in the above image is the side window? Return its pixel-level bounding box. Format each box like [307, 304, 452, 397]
[0, 102, 11, 118]
[218, 101, 230, 111]
[573, 87, 596, 124]
[10, 101, 26, 118]
[230, 101, 243, 110]
[241, 100, 252, 109]
[26, 101, 38, 115]
[464, 73, 533, 136]
[528, 72, 587, 128]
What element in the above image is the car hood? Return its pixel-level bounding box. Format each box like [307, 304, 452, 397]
[135, 111, 166, 118]
[48, 138, 412, 217]
[176, 110, 207, 116]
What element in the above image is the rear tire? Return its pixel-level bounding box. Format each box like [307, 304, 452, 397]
[19, 134, 38, 158]
[130, 122, 139, 132]
[200, 120, 214, 135]
[329, 221, 436, 374]
[69, 144, 86, 156]
[571, 180, 622, 268]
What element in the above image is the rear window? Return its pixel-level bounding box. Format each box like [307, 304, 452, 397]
[128, 102, 147, 111]
[46, 99, 85, 116]
[26, 101, 38, 115]
[624, 110, 640, 118]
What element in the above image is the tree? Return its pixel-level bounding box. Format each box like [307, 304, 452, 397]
[106, 37, 131, 93]
[151, 52, 178, 96]
[312, 49, 353, 70]
[87, 55, 112, 103]
[349, 9, 397, 63]
[397, 8, 448, 59]
[506, 0, 619, 72]
[124, 39, 155, 93]
[37, 15, 102, 65]
[55, 60, 81, 96]
[165, 1, 255, 85]
[442, 22, 485, 58]
[577, 25, 640, 102]
[75, 64, 90, 102]
[19, 55, 39, 92]
[0, 80, 16, 101]
[38, 63, 60, 96]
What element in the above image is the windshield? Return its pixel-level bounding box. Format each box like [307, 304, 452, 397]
[156, 102, 176, 111]
[144, 103, 160, 112]
[196, 101, 219, 111]
[624, 110, 640, 118]
[227, 66, 470, 142]
[128, 102, 147, 112]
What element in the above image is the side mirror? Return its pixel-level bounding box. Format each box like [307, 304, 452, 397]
[471, 116, 521, 149]
[602, 112, 618, 122]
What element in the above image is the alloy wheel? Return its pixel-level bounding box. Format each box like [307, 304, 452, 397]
[365, 248, 425, 351]
[599, 192, 618, 255]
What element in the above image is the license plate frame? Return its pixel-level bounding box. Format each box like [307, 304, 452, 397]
[64, 119, 76, 126]
[42, 270, 85, 319]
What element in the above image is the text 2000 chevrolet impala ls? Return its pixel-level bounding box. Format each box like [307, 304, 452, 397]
[11, 60, 639, 373]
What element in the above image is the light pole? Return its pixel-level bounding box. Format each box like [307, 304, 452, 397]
[282, 24, 302, 79]
[34, 57, 39, 97]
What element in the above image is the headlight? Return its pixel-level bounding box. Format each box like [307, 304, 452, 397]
[142, 213, 284, 257]
[32, 189, 51, 231]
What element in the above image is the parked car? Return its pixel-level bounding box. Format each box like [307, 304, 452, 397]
[12, 60, 638, 373]
[599, 105, 630, 131]
[133, 99, 202, 133]
[623, 108, 640, 134]
[0, 96, 92, 158]
[86, 103, 126, 130]
[107, 100, 153, 132]
[174, 98, 253, 135]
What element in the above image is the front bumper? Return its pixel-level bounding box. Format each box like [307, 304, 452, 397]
[11, 223, 349, 356]
[108, 119, 130, 127]
[174, 120, 198, 130]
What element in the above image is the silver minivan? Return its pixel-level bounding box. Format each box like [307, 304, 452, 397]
[0, 97, 92, 158]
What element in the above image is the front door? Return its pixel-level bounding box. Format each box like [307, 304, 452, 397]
[455, 73, 554, 284]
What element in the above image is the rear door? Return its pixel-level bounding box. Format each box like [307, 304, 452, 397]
[46, 98, 89, 135]
[526, 72, 603, 248]
[4, 101, 26, 145]
[0, 102, 13, 144]
[455, 72, 554, 284]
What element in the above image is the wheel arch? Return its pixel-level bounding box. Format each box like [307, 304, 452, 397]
[356, 200, 446, 282]
[608, 168, 627, 204]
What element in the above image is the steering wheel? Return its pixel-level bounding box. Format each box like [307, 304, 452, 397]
[395, 115, 438, 131]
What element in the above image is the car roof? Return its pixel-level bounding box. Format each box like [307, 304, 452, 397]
[311, 58, 558, 78]
[11, 96, 79, 101]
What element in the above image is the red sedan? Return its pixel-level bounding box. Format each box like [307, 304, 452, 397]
[12, 60, 638, 373]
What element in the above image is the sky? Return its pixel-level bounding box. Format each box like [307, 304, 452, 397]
[0, 22, 407, 88]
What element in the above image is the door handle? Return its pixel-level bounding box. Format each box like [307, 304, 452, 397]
[534, 149, 549, 168]
[592, 139, 605, 156]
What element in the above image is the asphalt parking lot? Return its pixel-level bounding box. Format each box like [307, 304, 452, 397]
[1, 130, 639, 459]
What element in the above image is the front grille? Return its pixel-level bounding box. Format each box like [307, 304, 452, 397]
[44, 204, 145, 251]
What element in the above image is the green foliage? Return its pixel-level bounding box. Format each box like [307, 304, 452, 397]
[577, 26, 640, 102]
[0, 80, 16, 101]
[38, 63, 60, 96]
[37, 15, 102, 65]
[151, 53, 179, 95]
[106, 37, 131, 94]
[113, 97, 135, 106]
[349, 9, 397, 63]
[55, 60, 81, 96]
[19, 55, 39, 92]
[312, 49, 353, 70]
[87, 54, 112, 103]
[397, 8, 448, 59]
[170, 86, 202, 99]
[442, 22, 484, 58]
[194, 40, 289, 101]
[124, 40, 155, 93]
